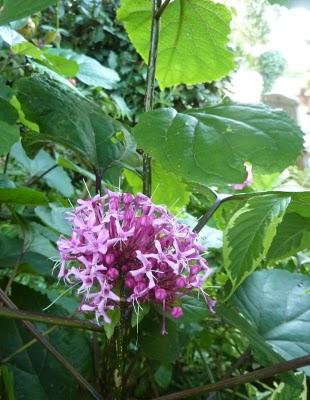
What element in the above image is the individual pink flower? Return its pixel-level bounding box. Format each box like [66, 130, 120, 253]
[57, 190, 214, 331]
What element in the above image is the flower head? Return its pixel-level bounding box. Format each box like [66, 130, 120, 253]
[57, 190, 213, 327]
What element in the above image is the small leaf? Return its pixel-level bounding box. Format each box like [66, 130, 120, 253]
[35, 204, 72, 235]
[154, 365, 172, 389]
[0, 0, 58, 25]
[11, 143, 74, 197]
[104, 308, 121, 339]
[0, 187, 48, 205]
[223, 195, 290, 290]
[267, 213, 310, 262]
[125, 162, 190, 212]
[0, 98, 20, 154]
[118, 0, 234, 88]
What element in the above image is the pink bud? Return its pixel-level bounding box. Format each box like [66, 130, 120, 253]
[171, 306, 183, 319]
[155, 288, 167, 301]
[134, 282, 146, 294]
[105, 254, 115, 265]
[190, 265, 201, 275]
[125, 276, 135, 289]
[176, 277, 186, 288]
[107, 267, 119, 280]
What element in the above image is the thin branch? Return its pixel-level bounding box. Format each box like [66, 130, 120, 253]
[151, 355, 310, 400]
[193, 196, 223, 233]
[3, 152, 10, 174]
[0, 289, 104, 400]
[143, 0, 162, 197]
[156, 0, 171, 19]
[4, 230, 29, 295]
[0, 306, 104, 331]
[25, 164, 58, 186]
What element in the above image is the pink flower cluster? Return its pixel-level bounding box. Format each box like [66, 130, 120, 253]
[57, 191, 213, 329]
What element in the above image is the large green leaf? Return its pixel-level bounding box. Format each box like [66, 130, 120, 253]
[16, 76, 140, 173]
[117, 0, 234, 88]
[0, 0, 58, 25]
[133, 104, 304, 186]
[0, 98, 20, 154]
[0, 188, 48, 205]
[35, 204, 72, 236]
[223, 195, 290, 290]
[0, 284, 92, 400]
[231, 270, 310, 376]
[267, 213, 310, 262]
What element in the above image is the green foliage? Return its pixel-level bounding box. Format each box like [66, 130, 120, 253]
[231, 269, 310, 376]
[271, 374, 307, 400]
[0, 187, 48, 205]
[16, 75, 140, 174]
[0, 0, 309, 398]
[118, 0, 235, 88]
[258, 51, 287, 94]
[0, 98, 20, 154]
[267, 213, 310, 262]
[0, 0, 58, 25]
[133, 103, 303, 186]
[223, 195, 290, 291]
[0, 284, 92, 400]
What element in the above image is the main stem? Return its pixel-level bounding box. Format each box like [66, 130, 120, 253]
[143, 0, 162, 196]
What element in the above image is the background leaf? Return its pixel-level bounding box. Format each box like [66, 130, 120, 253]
[11, 143, 74, 197]
[0, 188, 48, 205]
[0, 284, 92, 400]
[0, 98, 20, 154]
[0, 0, 58, 25]
[118, 0, 234, 88]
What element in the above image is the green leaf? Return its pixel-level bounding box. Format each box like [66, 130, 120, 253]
[103, 308, 121, 339]
[43, 52, 79, 77]
[154, 365, 172, 389]
[0, 230, 56, 276]
[0, 366, 15, 400]
[35, 204, 72, 235]
[125, 162, 190, 212]
[267, 213, 310, 262]
[16, 76, 140, 173]
[180, 295, 210, 324]
[11, 143, 74, 197]
[0, 187, 48, 205]
[218, 304, 290, 370]
[0, 284, 92, 400]
[140, 315, 179, 363]
[223, 195, 290, 290]
[47, 48, 119, 89]
[0, 0, 58, 25]
[231, 269, 310, 376]
[0, 98, 20, 154]
[271, 374, 307, 400]
[133, 104, 304, 186]
[117, 0, 234, 88]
